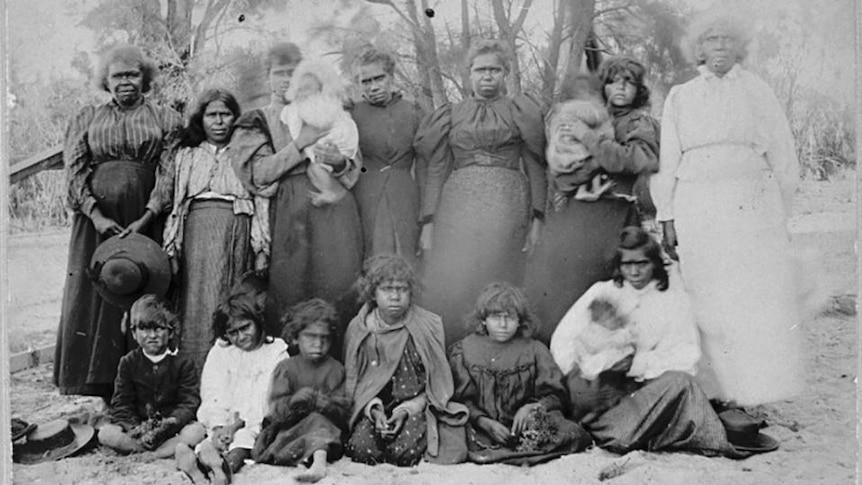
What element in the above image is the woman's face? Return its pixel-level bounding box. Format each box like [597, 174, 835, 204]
[225, 317, 264, 351]
[358, 62, 394, 105]
[107, 60, 144, 107]
[483, 310, 519, 343]
[470, 53, 506, 99]
[202, 100, 236, 147]
[619, 248, 655, 290]
[374, 279, 411, 325]
[700, 27, 739, 76]
[270, 61, 299, 102]
[604, 74, 637, 108]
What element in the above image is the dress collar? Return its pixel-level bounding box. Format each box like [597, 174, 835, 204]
[698, 64, 741, 81]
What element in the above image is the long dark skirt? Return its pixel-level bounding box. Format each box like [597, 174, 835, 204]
[177, 199, 252, 373]
[525, 197, 635, 344]
[420, 166, 529, 347]
[266, 174, 364, 349]
[53, 162, 159, 397]
[568, 370, 747, 458]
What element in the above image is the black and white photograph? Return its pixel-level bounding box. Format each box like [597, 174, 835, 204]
[2, 0, 856, 483]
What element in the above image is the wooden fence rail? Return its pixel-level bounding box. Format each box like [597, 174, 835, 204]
[10, 146, 63, 184]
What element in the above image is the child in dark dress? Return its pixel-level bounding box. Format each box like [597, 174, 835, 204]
[448, 282, 591, 466]
[98, 295, 205, 457]
[253, 298, 351, 483]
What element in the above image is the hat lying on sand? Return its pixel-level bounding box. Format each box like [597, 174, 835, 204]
[89, 233, 171, 310]
[11, 418, 37, 442]
[13, 419, 96, 464]
[719, 409, 779, 454]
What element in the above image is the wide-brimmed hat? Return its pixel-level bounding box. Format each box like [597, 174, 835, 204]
[89, 233, 171, 310]
[13, 419, 96, 464]
[11, 418, 37, 442]
[719, 409, 779, 453]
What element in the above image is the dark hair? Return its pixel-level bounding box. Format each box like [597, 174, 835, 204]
[464, 282, 537, 339]
[597, 56, 651, 110]
[465, 39, 511, 72]
[211, 290, 272, 345]
[177, 88, 241, 148]
[280, 298, 340, 344]
[265, 42, 303, 71]
[611, 226, 669, 291]
[355, 254, 418, 306]
[95, 44, 158, 94]
[354, 47, 396, 77]
[130, 294, 178, 330]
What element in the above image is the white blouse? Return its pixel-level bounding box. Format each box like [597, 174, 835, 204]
[652, 64, 799, 221]
[197, 338, 289, 450]
[550, 277, 700, 382]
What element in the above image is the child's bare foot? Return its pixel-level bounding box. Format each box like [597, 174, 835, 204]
[295, 449, 327, 483]
[175, 443, 207, 484]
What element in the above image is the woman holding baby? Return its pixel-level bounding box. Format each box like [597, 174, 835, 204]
[229, 44, 363, 343]
[550, 226, 745, 457]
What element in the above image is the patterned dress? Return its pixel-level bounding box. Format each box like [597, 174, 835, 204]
[54, 98, 181, 397]
[414, 95, 547, 346]
[163, 143, 268, 372]
[449, 334, 590, 465]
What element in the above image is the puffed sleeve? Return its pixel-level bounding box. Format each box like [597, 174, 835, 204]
[412, 104, 430, 213]
[652, 86, 683, 221]
[531, 340, 567, 413]
[145, 107, 183, 216]
[64, 105, 99, 217]
[579, 111, 660, 176]
[414, 104, 453, 222]
[550, 282, 607, 376]
[447, 340, 488, 425]
[511, 94, 548, 218]
[229, 110, 305, 194]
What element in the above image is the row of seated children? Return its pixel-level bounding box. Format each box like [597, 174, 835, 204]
[96, 254, 597, 483]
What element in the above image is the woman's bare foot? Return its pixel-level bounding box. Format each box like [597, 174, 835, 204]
[175, 443, 207, 484]
[295, 449, 327, 483]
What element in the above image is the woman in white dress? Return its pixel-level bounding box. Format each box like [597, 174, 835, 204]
[651, 12, 804, 408]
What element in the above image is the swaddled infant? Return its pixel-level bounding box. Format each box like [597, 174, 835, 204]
[280, 58, 359, 207]
[572, 296, 635, 381]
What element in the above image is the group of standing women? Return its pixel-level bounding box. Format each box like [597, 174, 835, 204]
[54, 9, 803, 463]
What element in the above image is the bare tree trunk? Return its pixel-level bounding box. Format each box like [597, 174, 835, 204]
[490, 0, 533, 95]
[542, 0, 568, 102]
[420, 0, 448, 106]
[561, 0, 596, 86]
[460, 0, 471, 92]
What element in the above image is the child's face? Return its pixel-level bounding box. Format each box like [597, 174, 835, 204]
[483, 310, 520, 343]
[132, 322, 172, 356]
[374, 279, 411, 325]
[619, 248, 655, 290]
[295, 321, 332, 362]
[604, 74, 637, 108]
[294, 74, 322, 101]
[226, 318, 264, 351]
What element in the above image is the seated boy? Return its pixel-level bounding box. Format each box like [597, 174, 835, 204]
[98, 294, 205, 457]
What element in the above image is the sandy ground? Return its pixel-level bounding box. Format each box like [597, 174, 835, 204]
[7, 180, 858, 484]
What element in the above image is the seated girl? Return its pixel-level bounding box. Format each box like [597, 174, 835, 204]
[449, 282, 591, 466]
[344, 254, 468, 466]
[253, 298, 351, 483]
[175, 286, 289, 484]
[550, 226, 747, 458]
